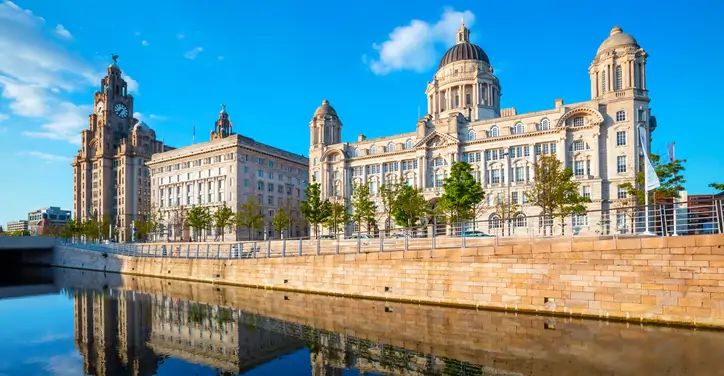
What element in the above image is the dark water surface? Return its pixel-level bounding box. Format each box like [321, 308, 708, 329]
[1, 267, 724, 376]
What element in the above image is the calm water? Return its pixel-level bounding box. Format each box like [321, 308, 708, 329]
[1, 268, 724, 376]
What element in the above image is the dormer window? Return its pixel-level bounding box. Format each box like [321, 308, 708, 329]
[405, 139, 413, 150]
[387, 142, 395, 152]
[353, 148, 359, 157]
[512, 123, 524, 135]
[490, 126, 500, 138]
[540, 118, 550, 130]
[467, 130, 476, 141]
[370, 145, 377, 154]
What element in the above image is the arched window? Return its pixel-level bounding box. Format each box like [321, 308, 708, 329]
[467, 130, 476, 141]
[405, 139, 413, 150]
[489, 214, 501, 230]
[387, 142, 395, 152]
[515, 213, 527, 228]
[540, 118, 550, 131]
[615, 110, 626, 122]
[313, 157, 318, 165]
[490, 126, 499, 138]
[370, 145, 377, 154]
[615, 65, 623, 90]
[512, 123, 524, 135]
[353, 148, 359, 157]
[601, 70, 607, 93]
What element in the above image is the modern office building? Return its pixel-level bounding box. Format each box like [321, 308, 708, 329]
[309, 23, 653, 236]
[71, 57, 174, 242]
[6, 220, 28, 233]
[27, 206, 72, 235]
[148, 106, 309, 241]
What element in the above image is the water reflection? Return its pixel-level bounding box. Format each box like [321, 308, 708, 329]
[4, 268, 724, 375]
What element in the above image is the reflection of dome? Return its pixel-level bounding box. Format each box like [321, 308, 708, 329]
[597, 26, 638, 54]
[314, 100, 337, 117]
[438, 42, 490, 70]
[133, 121, 151, 132]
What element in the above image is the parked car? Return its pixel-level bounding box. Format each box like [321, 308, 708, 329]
[348, 234, 372, 239]
[460, 231, 493, 238]
[319, 235, 335, 240]
[390, 233, 409, 239]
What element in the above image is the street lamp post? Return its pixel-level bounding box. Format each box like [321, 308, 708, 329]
[502, 151, 512, 237]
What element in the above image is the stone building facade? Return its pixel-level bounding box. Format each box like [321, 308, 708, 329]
[71, 59, 173, 242]
[309, 24, 653, 236]
[148, 107, 309, 241]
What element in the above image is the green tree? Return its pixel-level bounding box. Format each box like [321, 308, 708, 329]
[235, 196, 264, 240]
[350, 183, 377, 235]
[619, 154, 687, 205]
[213, 206, 235, 241]
[710, 183, 724, 193]
[301, 179, 331, 237]
[379, 181, 404, 234]
[133, 219, 151, 242]
[186, 206, 211, 241]
[439, 161, 485, 225]
[526, 155, 590, 235]
[392, 185, 430, 231]
[271, 208, 290, 238]
[324, 201, 350, 236]
[145, 205, 164, 241]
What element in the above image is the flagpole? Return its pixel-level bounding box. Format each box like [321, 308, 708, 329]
[192, 124, 195, 145]
[640, 125, 654, 235]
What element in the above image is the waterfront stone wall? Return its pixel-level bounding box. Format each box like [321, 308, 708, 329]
[53, 234, 724, 328]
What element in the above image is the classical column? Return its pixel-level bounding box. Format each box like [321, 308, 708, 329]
[421, 157, 427, 188]
[592, 134, 600, 178]
[642, 62, 647, 90]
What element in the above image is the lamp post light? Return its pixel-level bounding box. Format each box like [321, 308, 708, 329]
[501, 151, 512, 237]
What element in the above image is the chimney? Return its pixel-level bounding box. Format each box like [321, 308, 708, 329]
[554, 98, 564, 108]
[357, 134, 366, 142]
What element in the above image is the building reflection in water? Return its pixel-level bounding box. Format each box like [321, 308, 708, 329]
[69, 287, 501, 376]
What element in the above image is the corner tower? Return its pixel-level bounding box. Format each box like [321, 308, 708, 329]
[589, 26, 649, 101]
[211, 104, 233, 140]
[425, 20, 501, 123]
[309, 100, 342, 149]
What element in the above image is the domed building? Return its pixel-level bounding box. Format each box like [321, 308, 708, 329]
[309, 23, 652, 237]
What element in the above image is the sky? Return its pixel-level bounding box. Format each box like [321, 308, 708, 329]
[0, 0, 723, 226]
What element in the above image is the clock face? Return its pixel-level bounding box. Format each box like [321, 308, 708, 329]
[96, 102, 104, 115]
[114, 103, 128, 119]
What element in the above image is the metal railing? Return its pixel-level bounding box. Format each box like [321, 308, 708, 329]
[58, 200, 723, 260]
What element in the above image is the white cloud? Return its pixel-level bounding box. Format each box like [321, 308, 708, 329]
[148, 114, 167, 120]
[366, 8, 475, 75]
[0, 1, 117, 144]
[184, 46, 203, 60]
[54, 24, 71, 39]
[133, 111, 143, 120]
[0, 113, 8, 122]
[124, 75, 139, 93]
[25, 333, 73, 344]
[141, 39, 149, 46]
[18, 150, 70, 162]
[176, 33, 185, 39]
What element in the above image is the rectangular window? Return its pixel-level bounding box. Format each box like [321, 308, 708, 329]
[616, 131, 626, 146]
[268, 195, 273, 205]
[617, 185, 628, 199]
[524, 146, 530, 157]
[583, 186, 591, 199]
[572, 214, 588, 227]
[268, 161, 274, 168]
[617, 155, 627, 173]
[244, 166, 249, 173]
[257, 181, 263, 190]
[543, 144, 549, 155]
[268, 171, 274, 179]
[574, 161, 585, 176]
[465, 93, 471, 106]
[522, 192, 528, 204]
[515, 167, 524, 182]
[244, 179, 249, 187]
[491, 170, 500, 184]
[258, 158, 264, 165]
[511, 192, 519, 204]
[573, 117, 585, 127]
[268, 183, 274, 192]
[485, 150, 491, 161]
[258, 170, 264, 178]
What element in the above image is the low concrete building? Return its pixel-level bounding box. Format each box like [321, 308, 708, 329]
[6, 220, 28, 233]
[148, 106, 309, 241]
[27, 206, 72, 235]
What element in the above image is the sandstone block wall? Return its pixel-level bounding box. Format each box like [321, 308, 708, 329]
[53, 234, 724, 327]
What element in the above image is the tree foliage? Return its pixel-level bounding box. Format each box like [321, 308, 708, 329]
[392, 185, 429, 228]
[350, 182, 377, 233]
[272, 208, 290, 238]
[324, 201, 350, 235]
[493, 196, 520, 236]
[620, 153, 687, 205]
[301, 179, 331, 237]
[186, 206, 211, 241]
[213, 206, 235, 241]
[439, 161, 485, 223]
[526, 155, 590, 235]
[379, 181, 404, 232]
[709, 183, 724, 193]
[236, 196, 264, 240]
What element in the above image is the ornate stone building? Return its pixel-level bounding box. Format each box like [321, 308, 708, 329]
[309, 24, 652, 236]
[148, 106, 309, 241]
[71, 58, 173, 242]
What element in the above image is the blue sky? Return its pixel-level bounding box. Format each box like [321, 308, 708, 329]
[0, 0, 723, 226]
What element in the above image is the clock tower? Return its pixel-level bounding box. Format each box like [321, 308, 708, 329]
[72, 56, 171, 242]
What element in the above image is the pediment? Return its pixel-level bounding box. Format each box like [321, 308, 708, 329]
[414, 131, 459, 148]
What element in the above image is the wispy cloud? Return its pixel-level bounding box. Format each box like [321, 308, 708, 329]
[141, 40, 149, 46]
[25, 352, 83, 376]
[0, 113, 8, 122]
[0, 1, 120, 144]
[148, 114, 167, 121]
[184, 46, 203, 60]
[176, 33, 185, 39]
[18, 151, 70, 162]
[365, 8, 475, 75]
[125, 75, 139, 93]
[54, 24, 71, 39]
[133, 112, 143, 120]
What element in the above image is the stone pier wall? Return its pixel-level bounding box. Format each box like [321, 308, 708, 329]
[52, 234, 724, 327]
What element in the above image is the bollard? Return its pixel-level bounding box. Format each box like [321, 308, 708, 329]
[316, 237, 321, 256]
[379, 232, 384, 253]
[267, 239, 271, 258]
[299, 238, 303, 256]
[282, 238, 286, 257]
[357, 236, 361, 254]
